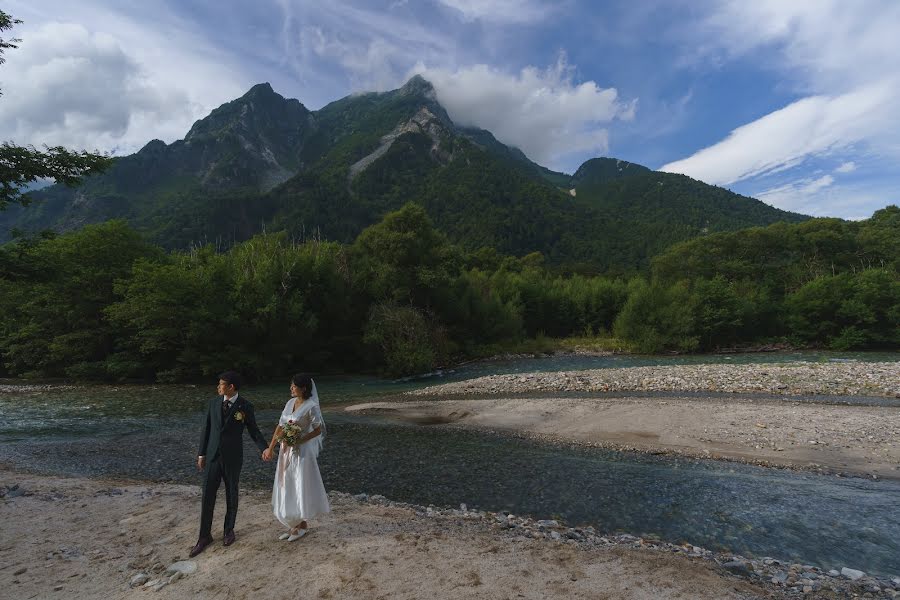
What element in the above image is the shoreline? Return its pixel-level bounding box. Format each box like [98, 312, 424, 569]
[350, 361, 900, 480]
[2, 468, 897, 599]
[410, 361, 900, 398]
[347, 396, 900, 480]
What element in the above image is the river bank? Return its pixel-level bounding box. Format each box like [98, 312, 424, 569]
[409, 361, 900, 398]
[5, 469, 899, 599]
[345, 361, 900, 479]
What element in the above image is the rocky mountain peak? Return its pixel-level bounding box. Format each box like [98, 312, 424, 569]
[242, 82, 277, 99]
[398, 74, 437, 100]
[184, 83, 310, 143]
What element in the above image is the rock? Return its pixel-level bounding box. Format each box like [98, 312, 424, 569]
[771, 572, 788, 584]
[722, 560, 753, 577]
[536, 520, 559, 528]
[165, 561, 198, 576]
[841, 567, 865, 580]
[144, 579, 160, 587]
[130, 573, 150, 587]
[168, 571, 183, 584]
[152, 581, 168, 592]
[5, 485, 25, 499]
[353, 493, 368, 501]
[13, 567, 26, 576]
[828, 570, 841, 577]
[550, 531, 561, 541]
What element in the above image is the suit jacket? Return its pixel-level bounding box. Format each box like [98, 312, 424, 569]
[198, 394, 268, 467]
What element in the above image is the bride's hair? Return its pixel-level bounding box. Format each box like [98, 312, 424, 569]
[291, 373, 313, 399]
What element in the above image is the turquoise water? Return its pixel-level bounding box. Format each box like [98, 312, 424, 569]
[1, 351, 898, 576]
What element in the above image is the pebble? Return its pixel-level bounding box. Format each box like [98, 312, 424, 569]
[722, 560, 753, 577]
[336, 489, 900, 599]
[411, 362, 900, 398]
[130, 573, 150, 587]
[165, 561, 197, 576]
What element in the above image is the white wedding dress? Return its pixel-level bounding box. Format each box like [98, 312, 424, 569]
[272, 385, 330, 528]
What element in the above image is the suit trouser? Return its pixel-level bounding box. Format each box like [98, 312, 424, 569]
[199, 456, 240, 537]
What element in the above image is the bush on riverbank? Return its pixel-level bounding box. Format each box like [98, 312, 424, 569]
[0, 204, 897, 380]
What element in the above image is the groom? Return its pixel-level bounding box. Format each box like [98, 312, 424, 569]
[190, 370, 268, 557]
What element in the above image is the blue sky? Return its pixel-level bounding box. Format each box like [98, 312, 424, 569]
[2, 0, 898, 219]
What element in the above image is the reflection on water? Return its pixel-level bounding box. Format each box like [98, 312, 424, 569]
[1, 350, 899, 576]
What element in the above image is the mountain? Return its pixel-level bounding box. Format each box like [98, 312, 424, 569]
[1, 76, 809, 272]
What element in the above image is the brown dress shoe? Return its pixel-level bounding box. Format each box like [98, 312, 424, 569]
[223, 530, 236, 546]
[189, 535, 213, 558]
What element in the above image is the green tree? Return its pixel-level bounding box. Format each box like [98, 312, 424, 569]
[613, 279, 698, 353]
[351, 202, 459, 308]
[0, 10, 112, 210]
[0, 221, 158, 377]
[363, 302, 446, 376]
[786, 269, 900, 350]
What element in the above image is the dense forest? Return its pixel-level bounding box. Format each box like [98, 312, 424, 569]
[0, 204, 896, 381]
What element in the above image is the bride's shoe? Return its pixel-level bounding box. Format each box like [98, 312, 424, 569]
[287, 529, 307, 542]
[278, 532, 291, 540]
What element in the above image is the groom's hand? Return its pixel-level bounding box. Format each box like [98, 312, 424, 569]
[197, 456, 206, 471]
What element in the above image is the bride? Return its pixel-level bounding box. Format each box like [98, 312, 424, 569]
[262, 374, 330, 541]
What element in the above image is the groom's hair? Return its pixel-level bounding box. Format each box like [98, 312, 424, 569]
[291, 373, 313, 399]
[219, 370, 243, 390]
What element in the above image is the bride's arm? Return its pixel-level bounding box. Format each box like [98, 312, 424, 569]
[262, 425, 283, 460]
[299, 425, 322, 444]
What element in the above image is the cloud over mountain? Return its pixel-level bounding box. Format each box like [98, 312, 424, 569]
[413, 56, 636, 168]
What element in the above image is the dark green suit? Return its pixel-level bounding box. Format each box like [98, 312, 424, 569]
[197, 394, 268, 537]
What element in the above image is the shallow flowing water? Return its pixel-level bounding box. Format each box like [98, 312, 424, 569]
[2, 351, 898, 576]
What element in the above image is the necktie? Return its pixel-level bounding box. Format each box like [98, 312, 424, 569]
[222, 400, 230, 416]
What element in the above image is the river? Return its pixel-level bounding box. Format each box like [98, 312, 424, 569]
[1, 351, 898, 576]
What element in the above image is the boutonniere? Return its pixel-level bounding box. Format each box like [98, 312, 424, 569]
[234, 410, 245, 422]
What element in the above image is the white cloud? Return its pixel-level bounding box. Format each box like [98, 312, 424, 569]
[660, 83, 893, 185]
[662, 0, 900, 217]
[412, 55, 635, 168]
[0, 2, 249, 154]
[754, 174, 895, 220]
[274, 0, 460, 98]
[755, 175, 834, 214]
[0, 23, 187, 152]
[435, 0, 554, 24]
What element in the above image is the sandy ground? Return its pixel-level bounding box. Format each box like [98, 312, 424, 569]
[0, 469, 780, 600]
[345, 395, 900, 479]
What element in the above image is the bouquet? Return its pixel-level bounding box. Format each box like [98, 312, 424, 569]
[277, 419, 303, 447]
